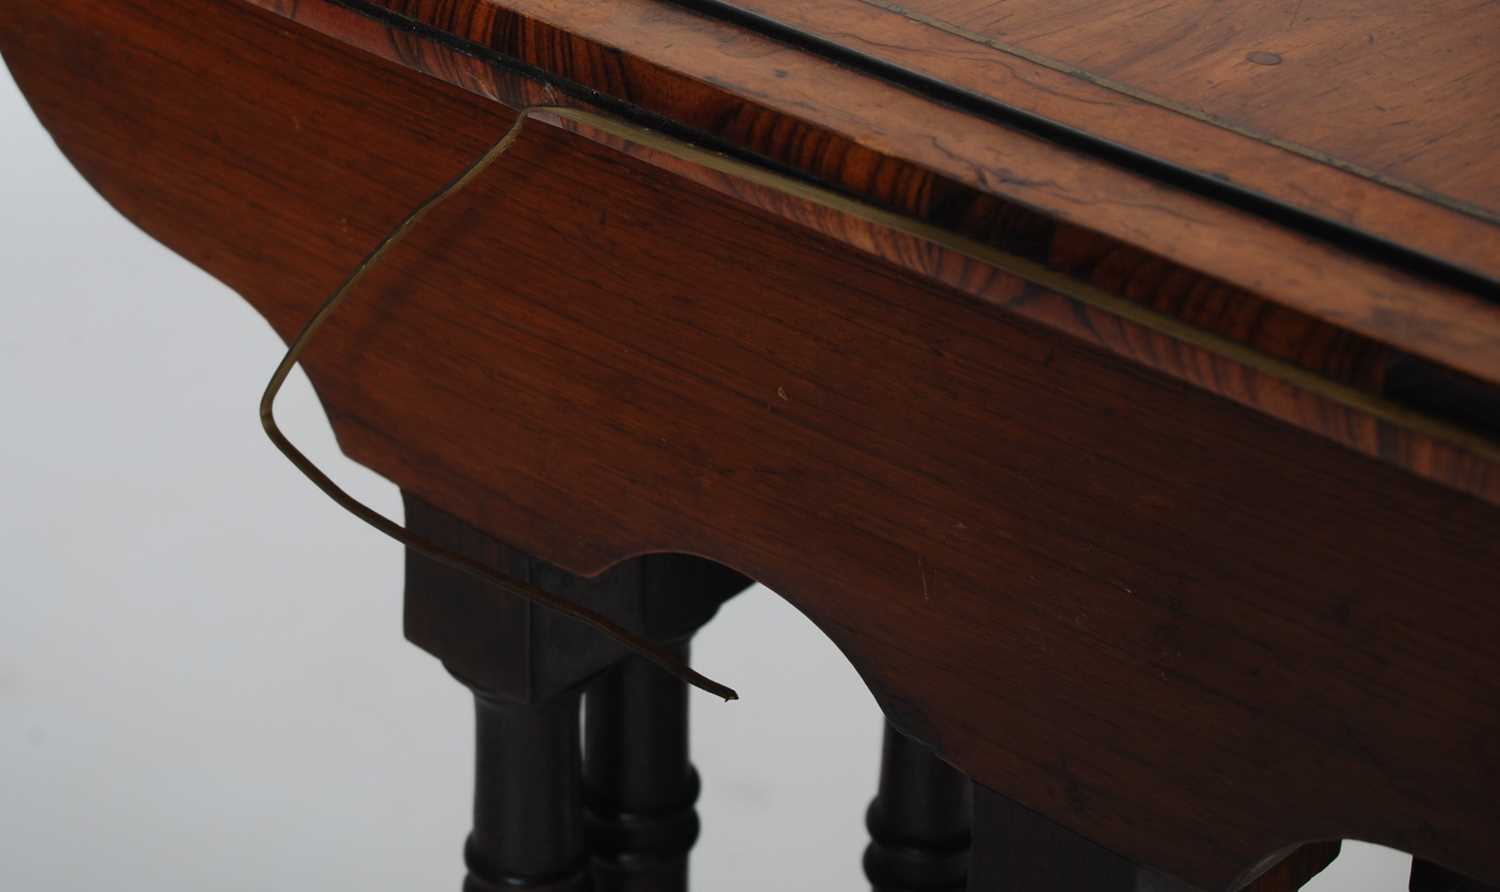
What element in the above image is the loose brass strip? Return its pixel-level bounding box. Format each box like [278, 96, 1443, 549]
[264, 105, 1496, 706]
[261, 110, 739, 701]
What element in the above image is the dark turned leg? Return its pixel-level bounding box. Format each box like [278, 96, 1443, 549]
[583, 648, 699, 892]
[864, 721, 973, 891]
[467, 690, 589, 892]
[402, 493, 748, 892]
[404, 490, 608, 892]
[968, 784, 1339, 892]
[582, 556, 749, 892]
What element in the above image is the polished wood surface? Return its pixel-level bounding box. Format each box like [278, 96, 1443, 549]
[280, 0, 1500, 390]
[17, 0, 1491, 501]
[214, 0, 1500, 501]
[715, 0, 1500, 263]
[902, 0, 1498, 208]
[3, 0, 1497, 890]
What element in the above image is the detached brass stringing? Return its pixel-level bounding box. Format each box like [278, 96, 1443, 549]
[260, 107, 740, 702]
[263, 104, 1500, 706]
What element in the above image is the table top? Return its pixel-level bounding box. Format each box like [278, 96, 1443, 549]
[711, 0, 1500, 271]
[290, 0, 1500, 388]
[9, 0, 1495, 494]
[185, 0, 1500, 502]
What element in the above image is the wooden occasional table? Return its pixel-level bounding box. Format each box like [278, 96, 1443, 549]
[4, 1, 1498, 890]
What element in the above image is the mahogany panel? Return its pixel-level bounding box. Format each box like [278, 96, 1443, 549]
[4, 3, 1498, 890]
[559, 115, 1500, 505]
[220, 0, 1500, 502]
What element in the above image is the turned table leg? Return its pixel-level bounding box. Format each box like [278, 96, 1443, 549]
[584, 648, 700, 892]
[582, 555, 746, 890]
[466, 689, 590, 891]
[864, 721, 973, 891]
[401, 493, 747, 892]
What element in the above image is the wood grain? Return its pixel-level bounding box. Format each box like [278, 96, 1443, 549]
[901, 0, 1500, 215]
[555, 112, 1500, 505]
[4, 3, 1497, 888]
[221, 0, 1500, 503]
[244, 0, 1500, 391]
[717, 0, 1500, 253]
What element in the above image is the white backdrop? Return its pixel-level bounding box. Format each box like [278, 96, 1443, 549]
[0, 60, 1408, 892]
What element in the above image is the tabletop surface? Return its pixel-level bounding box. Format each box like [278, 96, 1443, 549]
[699, 0, 1500, 282]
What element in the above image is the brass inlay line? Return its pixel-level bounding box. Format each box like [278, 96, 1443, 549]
[545, 107, 1500, 465]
